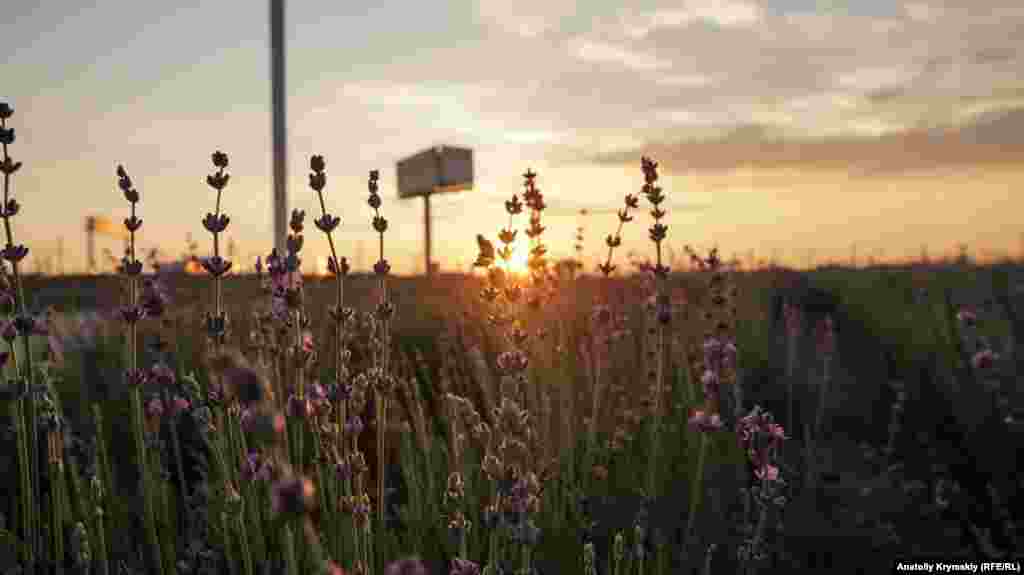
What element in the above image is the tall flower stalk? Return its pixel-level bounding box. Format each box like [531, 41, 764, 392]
[585, 189, 639, 489]
[683, 246, 736, 541]
[641, 157, 670, 500]
[473, 170, 557, 574]
[806, 314, 834, 488]
[0, 101, 41, 569]
[309, 154, 357, 564]
[782, 301, 800, 462]
[201, 150, 233, 346]
[735, 406, 788, 572]
[192, 150, 234, 547]
[285, 209, 309, 470]
[115, 164, 166, 574]
[366, 168, 396, 549]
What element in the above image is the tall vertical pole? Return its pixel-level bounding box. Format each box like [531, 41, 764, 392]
[271, 0, 287, 256]
[423, 193, 432, 276]
[85, 217, 96, 274]
[426, 147, 445, 278]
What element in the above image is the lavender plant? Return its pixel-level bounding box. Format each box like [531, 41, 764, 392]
[201, 150, 233, 347]
[640, 157, 670, 504]
[2, 97, 1019, 574]
[683, 246, 736, 543]
[0, 101, 44, 571]
[113, 164, 167, 575]
[366, 168, 397, 537]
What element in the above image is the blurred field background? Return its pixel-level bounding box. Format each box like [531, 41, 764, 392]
[19, 255, 1024, 475]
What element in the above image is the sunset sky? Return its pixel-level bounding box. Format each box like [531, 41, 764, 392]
[2, 0, 1023, 274]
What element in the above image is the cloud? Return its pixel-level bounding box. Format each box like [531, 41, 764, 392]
[303, 0, 1022, 162]
[836, 67, 916, 94]
[904, 2, 939, 23]
[655, 74, 716, 87]
[475, 0, 580, 37]
[622, 0, 764, 38]
[571, 39, 673, 71]
[579, 104, 1024, 175]
[956, 107, 1024, 145]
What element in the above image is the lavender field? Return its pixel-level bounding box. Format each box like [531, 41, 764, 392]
[0, 99, 1021, 575]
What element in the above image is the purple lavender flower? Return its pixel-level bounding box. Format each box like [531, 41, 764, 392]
[124, 368, 148, 388]
[700, 369, 720, 400]
[144, 398, 164, 418]
[449, 558, 480, 575]
[2, 244, 29, 264]
[326, 381, 351, 403]
[344, 416, 364, 436]
[688, 410, 723, 433]
[207, 382, 224, 404]
[334, 459, 351, 481]
[201, 256, 232, 278]
[508, 477, 530, 514]
[956, 306, 977, 327]
[754, 463, 779, 482]
[783, 303, 801, 337]
[241, 449, 272, 482]
[814, 315, 835, 356]
[309, 383, 326, 401]
[202, 213, 230, 234]
[0, 319, 15, 342]
[972, 349, 997, 370]
[139, 276, 170, 318]
[384, 558, 428, 575]
[239, 407, 255, 429]
[288, 395, 312, 419]
[148, 363, 175, 387]
[495, 350, 529, 374]
[119, 305, 146, 324]
[737, 406, 786, 483]
[271, 476, 316, 515]
[167, 396, 190, 416]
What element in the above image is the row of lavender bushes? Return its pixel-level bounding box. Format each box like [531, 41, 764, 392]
[0, 100, 1020, 575]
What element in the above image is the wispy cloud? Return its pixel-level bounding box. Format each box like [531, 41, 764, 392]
[4, 0, 1024, 270]
[475, 0, 579, 37]
[622, 0, 764, 38]
[904, 2, 940, 23]
[571, 39, 673, 71]
[836, 67, 916, 94]
[655, 74, 716, 87]
[583, 104, 1024, 175]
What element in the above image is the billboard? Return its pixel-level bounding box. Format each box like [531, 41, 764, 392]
[85, 215, 128, 239]
[397, 146, 473, 198]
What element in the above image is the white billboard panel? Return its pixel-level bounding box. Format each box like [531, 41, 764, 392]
[397, 146, 473, 198]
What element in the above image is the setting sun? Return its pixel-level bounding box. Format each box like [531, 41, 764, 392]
[504, 240, 531, 275]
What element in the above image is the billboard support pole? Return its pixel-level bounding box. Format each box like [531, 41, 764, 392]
[85, 217, 95, 274]
[424, 192, 432, 277]
[396, 145, 473, 277]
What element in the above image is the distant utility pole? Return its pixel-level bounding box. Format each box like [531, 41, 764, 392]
[57, 236, 64, 275]
[270, 0, 287, 256]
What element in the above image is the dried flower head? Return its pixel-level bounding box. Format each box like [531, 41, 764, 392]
[971, 349, 997, 370]
[270, 475, 316, 515]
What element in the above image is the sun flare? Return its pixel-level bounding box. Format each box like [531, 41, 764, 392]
[505, 241, 531, 275]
